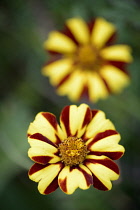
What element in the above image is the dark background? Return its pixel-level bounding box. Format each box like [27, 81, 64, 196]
[0, 0, 140, 209]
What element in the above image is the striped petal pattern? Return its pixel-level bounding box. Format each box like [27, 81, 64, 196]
[85, 155, 119, 190]
[28, 133, 60, 164]
[58, 165, 93, 194]
[66, 18, 90, 44]
[60, 104, 92, 137]
[42, 17, 132, 103]
[87, 72, 109, 102]
[83, 109, 115, 140]
[28, 112, 65, 144]
[42, 58, 73, 86]
[86, 130, 124, 160]
[27, 104, 125, 195]
[91, 17, 116, 48]
[100, 65, 130, 93]
[29, 162, 64, 194]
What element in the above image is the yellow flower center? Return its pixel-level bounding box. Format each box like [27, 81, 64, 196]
[75, 45, 102, 71]
[58, 137, 88, 166]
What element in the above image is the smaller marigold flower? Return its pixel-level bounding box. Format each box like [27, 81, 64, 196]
[27, 104, 125, 195]
[42, 17, 133, 103]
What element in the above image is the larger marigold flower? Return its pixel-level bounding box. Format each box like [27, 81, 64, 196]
[27, 104, 125, 195]
[42, 17, 133, 102]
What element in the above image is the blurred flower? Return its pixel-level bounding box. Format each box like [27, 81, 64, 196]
[27, 104, 125, 195]
[42, 17, 133, 103]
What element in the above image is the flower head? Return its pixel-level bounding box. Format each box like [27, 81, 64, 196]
[42, 17, 133, 103]
[27, 104, 125, 195]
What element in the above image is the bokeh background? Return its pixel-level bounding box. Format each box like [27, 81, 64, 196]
[0, 0, 140, 209]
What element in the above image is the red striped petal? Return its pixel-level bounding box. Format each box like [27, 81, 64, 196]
[29, 133, 58, 148]
[82, 109, 99, 141]
[60, 104, 93, 138]
[41, 112, 58, 131]
[81, 106, 92, 128]
[43, 177, 59, 194]
[91, 109, 99, 118]
[98, 73, 112, 93]
[29, 162, 64, 194]
[58, 165, 93, 194]
[59, 177, 67, 193]
[60, 105, 71, 136]
[27, 112, 63, 144]
[87, 130, 118, 149]
[76, 165, 93, 187]
[29, 163, 48, 176]
[84, 156, 120, 191]
[31, 156, 53, 165]
[92, 174, 108, 191]
[89, 151, 124, 160]
[108, 60, 129, 74]
[85, 157, 119, 175]
[63, 26, 79, 46]
[56, 72, 72, 88]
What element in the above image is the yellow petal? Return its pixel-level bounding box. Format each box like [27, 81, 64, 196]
[28, 148, 60, 164]
[76, 104, 92, 137]
[100, 45, 133, 62]
[29, 163, 63, 194]
[86, 131, 125, 154]
[58, 165, 93, 194]
[100, 65, 130, 93]
[84, 110, 115, 139]
[28, 134, 60, 164]
[44, 31, 77, 53]
[28, 112, 65, 144]
[60, 104, 92, 137]
[85, 155, 119, 190]
[66, 18, 90, 44]
[42, 58, 73, 86]
[91, 17, 116, 48]
[87, 72, 109, 102]
[57, 69, 85, 101]
[28, 134, 58, 152]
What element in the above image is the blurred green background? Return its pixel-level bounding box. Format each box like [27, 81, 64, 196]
[0, 0, 140, 209]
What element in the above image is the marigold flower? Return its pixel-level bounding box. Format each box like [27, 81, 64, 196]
[27, 104, 125, 195]
[42, 17, 133, 102]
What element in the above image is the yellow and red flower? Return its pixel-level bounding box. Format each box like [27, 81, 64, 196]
[42, 17, 133, 102]
[27, 104, 125, 195]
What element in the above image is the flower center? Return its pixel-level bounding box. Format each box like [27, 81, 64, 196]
[75, 45, 102, 71]
[58, 137, 88, 166]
